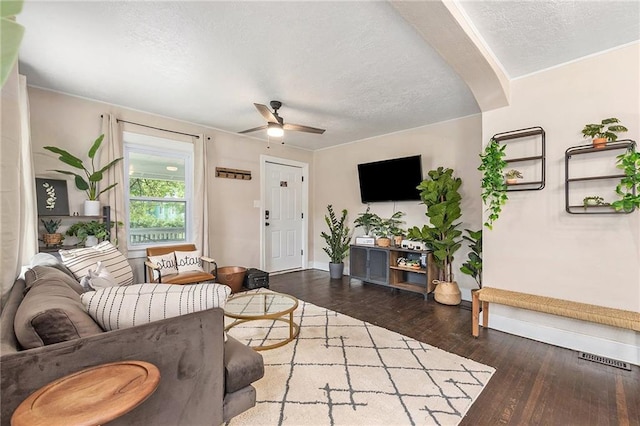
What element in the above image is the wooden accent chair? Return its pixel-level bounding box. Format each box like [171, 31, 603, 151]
[144, 244, 217, 285]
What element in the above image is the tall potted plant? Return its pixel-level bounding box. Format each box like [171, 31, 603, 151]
[44, 134, 123, 216]
[408, 167, 463, 305]
[320, 205, 353, 279]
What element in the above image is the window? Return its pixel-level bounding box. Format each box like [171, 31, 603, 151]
[123, 132, 193, 249]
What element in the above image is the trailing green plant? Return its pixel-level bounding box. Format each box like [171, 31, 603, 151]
[479, 138, 508, 230]
[44, 134, 123, 200]
[40, 218, 62, 234]
[611, 148, 640, 212]
[407, 167, 462, 282]
[66, 220, 110, 244]
[321, 205, 353, 264]
[581, 118, 628, 142]
[353, 206, 379, 236]
[460, 229, 482, 288]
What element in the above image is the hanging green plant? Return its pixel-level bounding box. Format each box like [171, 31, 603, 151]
[479, 138, 508, 229]
[611, 147, 640, 212]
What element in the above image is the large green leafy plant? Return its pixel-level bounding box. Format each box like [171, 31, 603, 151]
[353, 206, 379, 236]
[479, 138, 508, 229]
[460, 229, 482, 288]
[321, 205, 353, 264]
[611, 148, 640, 212]
[44, 134, 123, 200]
[407, 167, 462, 282]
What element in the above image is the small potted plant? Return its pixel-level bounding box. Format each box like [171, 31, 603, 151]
[353, 206, 379, 237]
[581, 117, 628, 149]
[66, 220, 109, 247]
[583, 195, 605, 209]
[371, 211, 404, 247]
[505, 169, 523, 185]
[41, 218, 63, 247]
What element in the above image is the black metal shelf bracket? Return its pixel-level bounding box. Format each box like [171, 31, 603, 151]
[564, 139, 636, 215]
[493, 126, 546, 192]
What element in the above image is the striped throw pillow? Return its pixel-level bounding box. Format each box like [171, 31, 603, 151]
[80, 283, 231, 331]
[59, 241, 133, 286]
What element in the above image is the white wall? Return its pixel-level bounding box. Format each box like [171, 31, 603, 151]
[28, 87, 314, 281]
[311, 114, 483, 293]
[482, 43, 640, 364]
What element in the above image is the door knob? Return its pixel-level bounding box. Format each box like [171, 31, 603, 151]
[265, 222, 270, 226]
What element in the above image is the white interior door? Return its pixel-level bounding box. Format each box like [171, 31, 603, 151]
[264, 161, 303, 272]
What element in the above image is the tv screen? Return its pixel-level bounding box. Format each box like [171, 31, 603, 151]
[357, 155, 423, 203]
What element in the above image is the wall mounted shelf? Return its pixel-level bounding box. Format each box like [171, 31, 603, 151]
[493, 126, 546, 191]
[564, 139, 636, 214]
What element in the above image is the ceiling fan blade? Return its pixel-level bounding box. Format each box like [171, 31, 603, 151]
[283, 123, 326, 134]
[238, 125, 268, 134]
[254, 103, 279, 123]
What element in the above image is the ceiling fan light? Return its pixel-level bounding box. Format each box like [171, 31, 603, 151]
[267, 122, 284, 137]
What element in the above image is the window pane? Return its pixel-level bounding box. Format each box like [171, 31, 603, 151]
[129, 200, 186, 245]
[128, 151, 185, 197]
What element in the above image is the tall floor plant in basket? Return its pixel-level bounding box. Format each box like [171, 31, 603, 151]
[321, 205, 353, 279]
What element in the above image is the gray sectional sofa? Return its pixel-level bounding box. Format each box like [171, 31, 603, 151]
[0, 263, 264, 425]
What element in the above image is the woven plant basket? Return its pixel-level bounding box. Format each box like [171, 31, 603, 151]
[433, 280, 461, 305]
[43, 233, 62, 246]
[377, 237, 391, 247]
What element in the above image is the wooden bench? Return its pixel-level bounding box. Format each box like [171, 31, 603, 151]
[472, 287, 640, 337]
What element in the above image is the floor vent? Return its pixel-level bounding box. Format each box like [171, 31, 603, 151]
[578, 352, 631, 371]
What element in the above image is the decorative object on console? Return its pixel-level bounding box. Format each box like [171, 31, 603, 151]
[320, 205, 352, 279]
[35, 178, 69, 216]
[479, 138, 508, 229]
[611, 145, 640, 212]
[582, 195, 605, 209]
[408, 167, 463, 305]
[505, 169, 523, 185]
[581, 117, 628, 149]
[43, 134, 123, 216]
[353, 205, 378, 237]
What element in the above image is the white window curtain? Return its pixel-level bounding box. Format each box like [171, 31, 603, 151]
[193, 134, 209, 257]
[0, 72, 37, 297]
[101, 114, 127, 256]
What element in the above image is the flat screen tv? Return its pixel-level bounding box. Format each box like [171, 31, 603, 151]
[357, 155, 423, 203]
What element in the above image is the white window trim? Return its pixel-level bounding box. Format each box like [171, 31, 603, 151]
[123, 134, 194, 253]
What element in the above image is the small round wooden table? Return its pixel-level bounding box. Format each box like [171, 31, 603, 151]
[11, 360, 160, 426]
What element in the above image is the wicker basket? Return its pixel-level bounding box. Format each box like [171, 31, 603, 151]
[43, 233, 63, 247]
[434, 281, 461, 305]
[217, 266, 247, 293]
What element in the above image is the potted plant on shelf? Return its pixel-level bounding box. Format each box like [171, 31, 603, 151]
[581, 117, 628, 149]
[611, 147, 640, 212]
[320, 205, 353, 279]
[583, 195, 605, 209]
[353, 206, 379, 237]
[41, 218, 63, 247]
[66, 220, 109, 247]
[479, 138, 508, 230]
[505, 169, 523, 185]
[44, 134, 123, 216]
[371, 211, 404, 247]
[408, 167, 463, 305]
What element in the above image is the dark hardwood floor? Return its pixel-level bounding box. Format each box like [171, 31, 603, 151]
[268, 269, 639, 426]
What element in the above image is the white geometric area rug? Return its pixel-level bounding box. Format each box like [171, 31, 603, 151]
[226, 290, 494, 426]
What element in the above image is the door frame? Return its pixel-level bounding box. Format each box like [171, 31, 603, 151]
[260, 155, 309, 272]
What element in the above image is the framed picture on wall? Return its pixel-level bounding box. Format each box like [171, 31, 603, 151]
[36, 178, 70, 216]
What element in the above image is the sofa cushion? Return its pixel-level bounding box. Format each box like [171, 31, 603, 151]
[224, 336, 265, 393]
[80, 283, 231, 331]
[14, 267, 103, 349]
[25, 264, 85, 296]
[59, 241, 133, 286]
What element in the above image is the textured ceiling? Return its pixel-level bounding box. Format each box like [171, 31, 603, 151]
[17, 1, 640, 150]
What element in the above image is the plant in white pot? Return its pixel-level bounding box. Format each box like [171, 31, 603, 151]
[320, 205, 353, 279]
[66, 220, 110, 247]
[44, 134, 122, 216]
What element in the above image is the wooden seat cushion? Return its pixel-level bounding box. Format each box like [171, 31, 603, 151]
[153, 271, 215, 285]
[477, 287, 640, 332]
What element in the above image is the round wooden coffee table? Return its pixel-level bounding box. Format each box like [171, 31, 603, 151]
[11, 360, 160, 426]
[224, 292, 300, 351]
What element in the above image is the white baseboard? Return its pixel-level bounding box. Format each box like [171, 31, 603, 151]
[483, 312, 639, 366]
